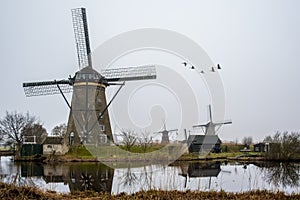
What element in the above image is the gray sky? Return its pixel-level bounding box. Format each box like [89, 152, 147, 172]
[0, 0, 300, 143]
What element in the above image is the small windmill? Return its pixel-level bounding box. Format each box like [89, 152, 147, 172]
[192, 105, 232, 135]
[154, 122, 178, 144]
[22, 8, 156, 145]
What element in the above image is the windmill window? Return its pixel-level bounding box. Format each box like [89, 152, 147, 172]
[97, 98, 102, 106]
[99, 134, 107, 143]
[47, 145, 52, 149]
[100, 125, 105, 131]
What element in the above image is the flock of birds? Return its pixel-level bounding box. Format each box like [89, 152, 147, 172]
[181, 62, 222, 74]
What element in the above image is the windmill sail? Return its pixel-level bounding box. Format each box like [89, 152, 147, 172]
[72, 8, 92, 69]
[214, 120, 232, 125]
[102, 65, 156, 82]
[23, 80, 72, 97]
[22, 65, 156, 97]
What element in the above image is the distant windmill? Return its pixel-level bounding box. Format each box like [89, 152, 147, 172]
[192, 105, 232, 135]
[22, 8, 156, 145]
[154, 122, 178, 144]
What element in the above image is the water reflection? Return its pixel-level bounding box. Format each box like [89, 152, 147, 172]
[120, 167, 138, 187]
[175, 161, 221, 189]
[0, 157, 299, 194]
[20, 162, 114, 193]
[257, 162, 300, 188]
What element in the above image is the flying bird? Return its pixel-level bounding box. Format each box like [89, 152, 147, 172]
[211, 67, 215, 72]
[217, 64, 221, 70]
[190, 66, 195, 69]
[200, 70, 205, 74]
[182, 62, 187, 67]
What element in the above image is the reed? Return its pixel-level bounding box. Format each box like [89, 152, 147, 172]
[1, 182, 299, 200]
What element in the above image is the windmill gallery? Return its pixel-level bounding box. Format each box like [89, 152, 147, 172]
[22, 8, 231, 157]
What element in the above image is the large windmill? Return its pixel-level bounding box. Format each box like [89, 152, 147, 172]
[23, 8, 156, 146]
[192, 105, 232, 135]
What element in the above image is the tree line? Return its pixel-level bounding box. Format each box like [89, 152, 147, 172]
[1, 111, 299, 159]
[263, 131, 300, 160]
[0, 111, 67, 155]
[0, 111, 153, 154]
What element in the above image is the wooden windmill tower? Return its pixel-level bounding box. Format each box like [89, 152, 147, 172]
[192, 105, 232, 135]
[23, 8, 156, 146]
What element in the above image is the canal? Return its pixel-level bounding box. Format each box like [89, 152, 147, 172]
[0, 157, 299, 194]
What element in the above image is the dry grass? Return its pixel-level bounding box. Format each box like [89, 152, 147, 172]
[1, 182, 300, 200]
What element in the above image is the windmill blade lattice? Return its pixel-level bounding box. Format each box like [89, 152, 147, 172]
[23, 80, 72, 97]
[72, 8, 92, 69]
[103, 65, 156, 82]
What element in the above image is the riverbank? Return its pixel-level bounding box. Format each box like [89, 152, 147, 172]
[15, 153, 266, 163]
[0, 182, 299, 200]
[14, 145, 300, 163]
[15, 152, 299, 163]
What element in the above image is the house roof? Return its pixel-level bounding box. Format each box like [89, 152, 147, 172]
[254, 143, 265, 146]
[187, 135, 222, 145]
[43, 137, 64, 145]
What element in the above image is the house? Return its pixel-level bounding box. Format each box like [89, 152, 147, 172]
[187, 135, 222, 153]
[254, 142, 270, 152]
[43, 137, 69, 155]
[21, 144, 43, 157]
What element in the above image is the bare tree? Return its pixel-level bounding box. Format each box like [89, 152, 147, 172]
[264, 131, 300, 160]
[23, 123, 47, 144]
[0, 111, 39, 157]
[120, 129, 137, 151]
[138, 132, 153, 153]
[242, 136, 253, 148]
[51, 123, 67, 137]
[263, 135, 273, 143]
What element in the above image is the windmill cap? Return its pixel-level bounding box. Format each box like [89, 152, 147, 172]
[74, 66, 108, 85]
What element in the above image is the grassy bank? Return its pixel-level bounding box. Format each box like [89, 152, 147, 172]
[64, 145, 258, 159]
[16, 144, 299, 163]
[0, 182, 299, 200]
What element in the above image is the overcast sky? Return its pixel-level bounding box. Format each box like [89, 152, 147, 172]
[0, 0, 299, 143]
